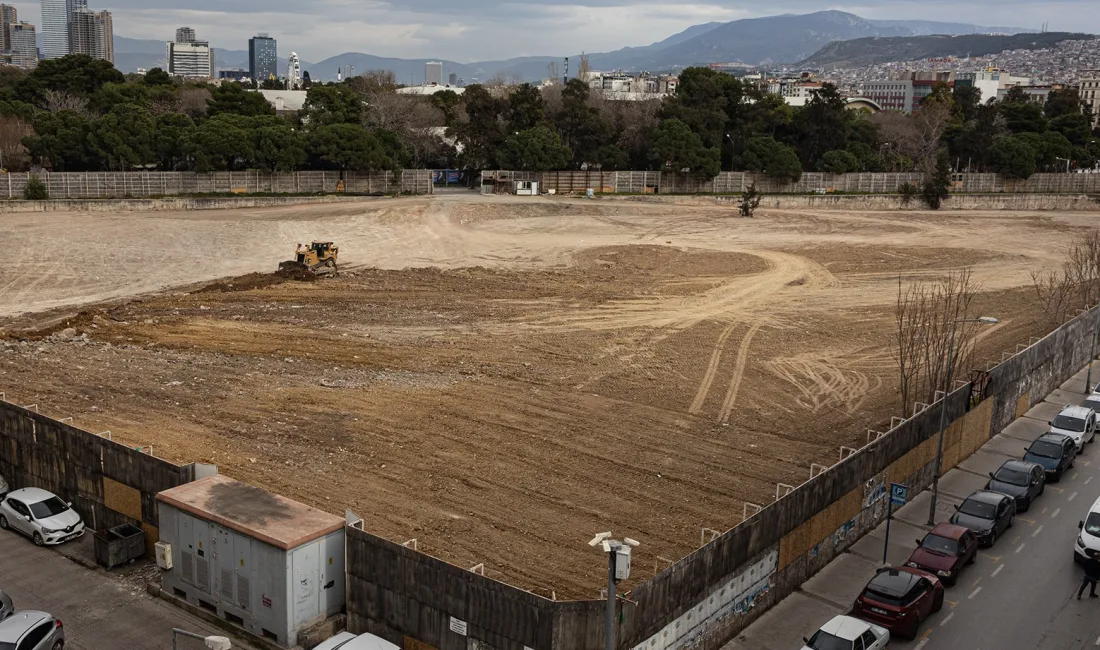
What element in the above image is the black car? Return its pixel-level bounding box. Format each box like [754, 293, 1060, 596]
[986, 459, 1045, 511]
[949, 490, 1016, 547]
[1023, 433, 1077, 481]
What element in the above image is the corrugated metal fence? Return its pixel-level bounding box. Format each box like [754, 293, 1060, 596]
[2, 170, 435, 198]
[484, 171, 1100, 195]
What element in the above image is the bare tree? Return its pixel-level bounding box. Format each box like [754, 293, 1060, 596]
[42, 89, 93, 117]
[1030, 268, 1077, 328]
[1065, 229, 1100, 308]
[0, 115, 33, 171]
[577, 53, 591, 81]
[347, 69, 397, 96]
[179, 87, 211, 118]
[547, 61, 560, 84]
[484, 72, 508, 87]
[895, 269, 980, 412]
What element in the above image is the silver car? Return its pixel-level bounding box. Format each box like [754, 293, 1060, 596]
[0, 489, 84, 546]
[0, 611, 64, 650]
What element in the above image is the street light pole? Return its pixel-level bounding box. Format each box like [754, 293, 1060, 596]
[606, 544, 617, 650]
[928, 316, 999, 526]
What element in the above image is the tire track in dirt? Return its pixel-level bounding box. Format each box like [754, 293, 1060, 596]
[717, 323, 763, 425]
[688, 323, 739, 414]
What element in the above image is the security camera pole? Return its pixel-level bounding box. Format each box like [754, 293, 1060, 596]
[589, 532, 640, 650]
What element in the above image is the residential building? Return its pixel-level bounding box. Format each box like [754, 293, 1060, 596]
[956, 68, 1031, 103]
[249, 33, 277, 82]
[167, 29, 214, 79]
[219, 68, 247, 81]
[997, 83, 1066, 104]
[861, 80, 915, 113]
[0, 4, 16, 53]
[7, 21, 36, 68]
[69, 8, 112, 63]
[425, 61, 443, 85]
[40, 0, 84, 59]
[448, 72, 457, 86]
[1079, 71, 1100, 127]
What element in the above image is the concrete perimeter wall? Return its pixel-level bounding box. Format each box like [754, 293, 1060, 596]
[620, 193, 1100, 212]
[344, 305, 1100, 650]
[0, 401, 200, 552]
[0, 194, 377, 214]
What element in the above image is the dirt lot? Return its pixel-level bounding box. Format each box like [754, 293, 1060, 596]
[0, 194, 1086, 598]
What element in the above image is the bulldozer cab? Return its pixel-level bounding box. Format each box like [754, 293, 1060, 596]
[283, 241, 339, 277]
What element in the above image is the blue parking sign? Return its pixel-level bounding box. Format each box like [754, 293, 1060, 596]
[890, 483, 908, 506]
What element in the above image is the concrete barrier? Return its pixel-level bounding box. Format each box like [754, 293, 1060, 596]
[613, 193, 1100, 211]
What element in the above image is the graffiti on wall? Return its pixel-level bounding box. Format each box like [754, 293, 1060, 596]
[631, 551, 778, 650]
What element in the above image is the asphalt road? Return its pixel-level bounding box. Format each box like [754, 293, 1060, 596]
[0, 529, 250, 650]
[729, 365, 1100, 650]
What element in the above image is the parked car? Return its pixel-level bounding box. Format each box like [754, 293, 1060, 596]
[801, 615, 889, 650]
[0, 488, 84, 546]
[1023, 433, 1077, 481]
[314, 632, 400, 650]
[1076, 495, 1100, 563]
[0, 589, 12, 621]
[1050, 404, 1096, 452]
[986, 459, 1046, 511]
[0, 611, 64, 650]
[1082, 393, 1100, 413]
[851, 566, 943, 640]
[906, 523, 978, 586]
[950, 490, 1016, 547]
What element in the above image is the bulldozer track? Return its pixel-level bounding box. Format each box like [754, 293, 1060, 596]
[688, 322, 740, 415]
[717, 324, 763, 425]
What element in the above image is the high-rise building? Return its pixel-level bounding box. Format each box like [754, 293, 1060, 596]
[286, 52, 301, 90]
[40, 0, 85, 59]
[1081, 71, 1100, 129]
[0, 4, 16, 53]
[448, 72, 457, 86]
[69, 7, 112, 63]
[167, 27, 214, 79]
[8, 21, 36, 68]
[249, 33, 277, 81]
[175, 26, 195, 43]
[425, 61, 443, 85]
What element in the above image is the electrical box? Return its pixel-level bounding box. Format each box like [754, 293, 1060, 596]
[155, 541, 173, 570]
[614, 545, 632, 581]
[157, 475, 345, 649]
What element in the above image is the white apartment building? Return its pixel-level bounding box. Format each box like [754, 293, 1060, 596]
[167, 40, 214, 78]
[1081, 71, 1100, 128]
[957, 69, 1031, 104]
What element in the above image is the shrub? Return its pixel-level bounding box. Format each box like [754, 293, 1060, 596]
[24, 175, 48, 200]
[898, 182, 918, 206]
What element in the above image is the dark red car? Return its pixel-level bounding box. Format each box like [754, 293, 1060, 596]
[906, 522, 978, 586]
[852, 566, 944, 639]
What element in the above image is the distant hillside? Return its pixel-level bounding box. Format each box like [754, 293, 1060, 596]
[801, 31, 1096, 68]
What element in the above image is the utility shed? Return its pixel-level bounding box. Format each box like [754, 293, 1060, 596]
[157, 475, 345, 648]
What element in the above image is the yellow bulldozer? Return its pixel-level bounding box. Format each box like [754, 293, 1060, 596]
[279, 241, 339, 277]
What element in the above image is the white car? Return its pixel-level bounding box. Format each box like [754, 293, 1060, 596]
[0, 488, 85, 546]
[1051, 404, 1096, 452]
[314, 632, 400, 650]
[802, 615, 889, 650]
[1077, 495, 1100, 562]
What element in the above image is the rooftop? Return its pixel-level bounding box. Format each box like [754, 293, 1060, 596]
[157, 475, 343, 550]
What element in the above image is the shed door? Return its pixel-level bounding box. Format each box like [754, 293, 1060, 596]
[292, 542, 320, 626]
[215, 526, 235, 604]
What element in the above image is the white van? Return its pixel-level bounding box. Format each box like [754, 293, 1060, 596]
[1076, 495, 1100, 562]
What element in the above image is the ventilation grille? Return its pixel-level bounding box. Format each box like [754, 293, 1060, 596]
[237, 574, 250, 610]
[196, 557, 210, 593]
[220, 568, 234, 599]
[181, 551, 194, 585]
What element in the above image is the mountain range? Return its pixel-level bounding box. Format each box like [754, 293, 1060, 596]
[801, 31, 1097, 68]
[107, 10, 1037, 81]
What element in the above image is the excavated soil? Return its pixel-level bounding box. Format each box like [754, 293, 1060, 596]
[0, 194, 1086, 597]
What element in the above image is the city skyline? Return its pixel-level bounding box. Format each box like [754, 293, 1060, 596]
[0, 1, 1096, 64]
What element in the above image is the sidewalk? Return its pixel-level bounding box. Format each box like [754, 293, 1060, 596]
[724, 365, 1098, 650]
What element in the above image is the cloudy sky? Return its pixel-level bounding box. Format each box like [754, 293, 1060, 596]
[11, 0, 1100, 62]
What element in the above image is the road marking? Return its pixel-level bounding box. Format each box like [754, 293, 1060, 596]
[940, 612, 955, 627]
[1042, 507, 1049, 514]
[1018, 517, 1037, 525]
[1033, 525, 1045, 538]
[1016, 543, 1026, 554]
[969, 586, 983, 599]
[1049, 487, 1066, 493]
[1071, 492, 1079, 502]
[991, 564, 1005, 577]
[1080, 460, 1091, 467]
[1087, 476, 1094, 485]
[946, 599, 959, 608]
[1095, 632, 1100, 646]
[914, 629, 934, 650]
[1072, 473, 1079, 481]
[1053, 508, 1061, 519]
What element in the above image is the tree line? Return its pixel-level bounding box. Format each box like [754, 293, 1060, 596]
[0, 56, 1096, 180]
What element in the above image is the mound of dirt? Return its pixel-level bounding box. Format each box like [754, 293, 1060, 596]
[197, 269, 319, 294]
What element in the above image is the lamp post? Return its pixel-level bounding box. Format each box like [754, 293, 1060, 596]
[171, 629, 232, 650]
[928, 316, 1000, 526]
[589, 532, 640, 650]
